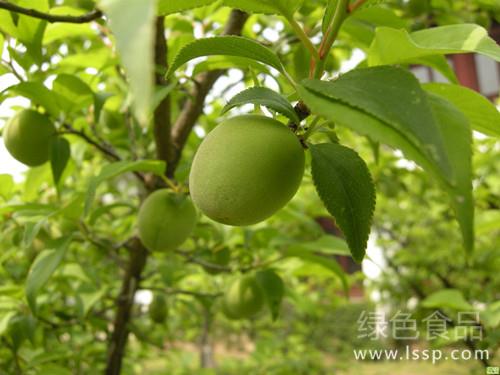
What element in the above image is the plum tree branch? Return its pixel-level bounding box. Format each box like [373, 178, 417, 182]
[153, 17, 173, 176]
[106, 16, 174, 375]
[0, 1, 102, 23]
[168, 9, 249, 176]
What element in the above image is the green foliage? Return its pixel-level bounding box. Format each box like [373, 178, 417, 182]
[84, 160, 166, 215]
[222, 87, 300, 123]
[99, 0, 157, 126]
[25, 236, 72, 314]
[423, 83, 500, 138]
[310, 143, 375, 262]
[166, 36, 287, 78]
[422, 289, 473, 311]
[0, 0, 498, 372]
[158, 0, 217, 15]
[369, 24, 500, 66]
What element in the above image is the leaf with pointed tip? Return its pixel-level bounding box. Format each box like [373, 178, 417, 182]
[369, 25, 500, 67]
[427, 93, 474, 253]
[283, 243, 349, 294]
[256, 269, 285, 321]
[222, 87, 299, 122]
[99, 0, 156, 126]
[309, 143, 375, 262]
[50, 137, 71, 190]
[424, 83, 500, 138]
[26, 236, 72, 314]
[84, 160, 166, 216]
[166, 36, 285, 77]
[222, 0, 303, 16]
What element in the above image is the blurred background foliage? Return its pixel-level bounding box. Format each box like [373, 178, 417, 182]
[0, 0, 499, 374]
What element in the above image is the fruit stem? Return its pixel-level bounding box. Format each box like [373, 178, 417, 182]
[285, 16, 320, 62]
[160, 175, 180, 192]
[302, 115, 321, 139]
[313, 0, 349, 78]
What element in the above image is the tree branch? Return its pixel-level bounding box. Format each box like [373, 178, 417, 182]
[105, 238, 149, 375]
[0, 1, 102, 23]
[153, 16, 173, 175]
[168, 9, 249, 176]
[105, 16, 174, 375]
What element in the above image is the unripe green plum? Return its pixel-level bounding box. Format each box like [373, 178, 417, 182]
[189, 115, 305, 226]
[3, 109, 56, 166]
[221, 274, 264, 320]
[137, 189, 197, 251]
[149, 293, 168, 324]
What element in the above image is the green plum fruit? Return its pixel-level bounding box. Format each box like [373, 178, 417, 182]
[137, 189, 197, 251]
[149, 293, 168, 324]
[221, 274, 264, 320]
[3, 109, 56, 166]
[189, 115, 305, 226]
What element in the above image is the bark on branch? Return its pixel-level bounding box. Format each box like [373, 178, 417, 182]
[105, 11, 248, 373]
[0, 1, 102, 23]
[105, 16, 172, 375]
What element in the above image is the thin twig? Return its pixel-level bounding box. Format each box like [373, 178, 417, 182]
[0, 1, 102, 23]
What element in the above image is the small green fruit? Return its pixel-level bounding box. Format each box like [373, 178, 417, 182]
[149, 294, 168, 323]
[3, 109, 56, 166]
[189, 115, 305, 226]
[137, 189, 197, 251]
[221, 275, 264, 320]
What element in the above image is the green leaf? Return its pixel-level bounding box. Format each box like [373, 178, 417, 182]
[422, 289, 473, 311]
[293, 235, 350, 257]
[166, 36, 286, 78]
[298, 67, 474, 254]
[0, 174, 14, 200]
[99, 0, 156, 126]
[427, 93, 474, 253]
[424, 83, 500, 138]
[322, 0, 338, 34]
[53, 74, 94, 114]
[309, 143, 375, 262]
[6, 82, 61, 117]
[84, 160, 166, 216]
[222, 87, 299, 122]
[255, 269, 285, 321]
[8, 314, 36, 350]
[299, 67, 453, 182]
[25, 236, 72, 314]
[50, 137, 71, 190]
[22, 220, 47, 249]
[43, 23, 95, 45]
[482, 301, 500, 329]
[222, 0, 303, 15]
[158, 0, 217, 14]
[14, 0, 48, 63]
[283, 244, 349, 295]
[369, 25, 500, 67]
[0, 311, 16, 337]
[192, 56, 272, 76]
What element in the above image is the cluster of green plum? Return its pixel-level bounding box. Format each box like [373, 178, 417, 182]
[137, 115, 302, 320]
[4, 111, 301, 320]
[149, 274, 266, 323]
